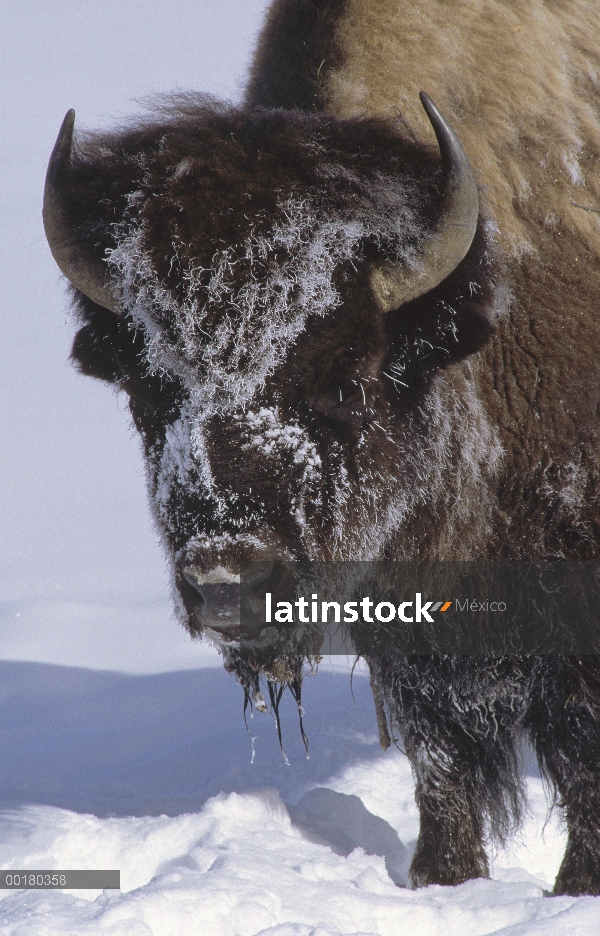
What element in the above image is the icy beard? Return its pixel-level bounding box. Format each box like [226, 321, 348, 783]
[144, 367, 502, 566]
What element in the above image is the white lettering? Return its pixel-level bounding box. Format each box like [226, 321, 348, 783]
[375, 601, 396, 622]
[360, 597, 374, 622]
[322, 601, 341, 623]
[275, 602, 294, 623]
[416, 593, 434, 623]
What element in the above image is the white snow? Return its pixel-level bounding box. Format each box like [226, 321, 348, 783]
[0, 658, 596, 936]
[0, 756, 595, 936]
[322, 749, 570, 890]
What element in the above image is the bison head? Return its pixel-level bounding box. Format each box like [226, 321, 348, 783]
[44, 94, 499, 635]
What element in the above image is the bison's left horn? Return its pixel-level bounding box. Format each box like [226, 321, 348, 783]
[43, 110, 119, 314]
[370, 92, 479, 313]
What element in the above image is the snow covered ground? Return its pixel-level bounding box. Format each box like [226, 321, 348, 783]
[2, 1, 600, 933]
[0, 659, 596, 936]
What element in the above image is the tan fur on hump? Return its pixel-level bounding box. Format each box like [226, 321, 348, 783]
[324, 0, 600, 258]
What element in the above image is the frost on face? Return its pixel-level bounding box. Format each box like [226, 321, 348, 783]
[148, 400, 220, 548]
[239, 407, 321, 476]
[153, 406, 195, 516]
[107, 187, 421, 420]
[145, 365, 502, 563]
[320, 371, 504, 561]
[147, 399, 324, 554]
[236, 406, 323, 536]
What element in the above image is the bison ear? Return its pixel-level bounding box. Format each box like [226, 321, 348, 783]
[385, 286, 495, 385]
[70, 299, 122, 383]
[370, 93, 479, 313]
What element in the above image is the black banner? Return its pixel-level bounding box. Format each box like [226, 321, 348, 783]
[237, 562, 600, 656]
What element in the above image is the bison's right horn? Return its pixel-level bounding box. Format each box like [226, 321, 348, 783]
[370, 92, 479, 313]
[43, 110, 119, 314]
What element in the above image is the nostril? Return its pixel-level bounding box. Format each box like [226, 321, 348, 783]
[176, 567, 207, 616]
[197, 583, 240, 619]
[182, 567, 205, 597]
[179, 565, 240, 627]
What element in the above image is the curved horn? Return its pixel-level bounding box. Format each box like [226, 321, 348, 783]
[43, 110, 119, 314]
[370, 92, 479, 313]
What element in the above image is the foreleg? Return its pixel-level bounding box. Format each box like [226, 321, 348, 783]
[526, 657, 600, 896]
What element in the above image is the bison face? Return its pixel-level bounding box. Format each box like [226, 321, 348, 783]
[44, 96, 499, 635]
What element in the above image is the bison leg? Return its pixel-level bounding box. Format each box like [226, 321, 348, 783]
[409, 768, 489, 887]
[526, 657, 600, 896]
[373, 656, 526, 888]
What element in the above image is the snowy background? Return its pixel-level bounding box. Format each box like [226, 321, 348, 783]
[1, 1, 600, 933]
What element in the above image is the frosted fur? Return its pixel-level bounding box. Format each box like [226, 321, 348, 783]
[147, 368, 501, 563]
[239, 407, 322, 474]
[153, 404, 197, 518]
[149, 402, 324, 555]
[240, 406, 322, 529]
[325, 369, 503, 560]
[150, 405, 323, 547]
[108, 188, 422, 417]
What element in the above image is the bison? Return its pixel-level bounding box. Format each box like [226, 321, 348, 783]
[43, 0, 600, 895]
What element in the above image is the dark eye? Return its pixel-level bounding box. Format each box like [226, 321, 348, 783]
[308, 376, 379, 430]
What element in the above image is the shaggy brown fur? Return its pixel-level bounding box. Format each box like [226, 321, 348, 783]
[247, 0, 349, 111]
[67, 98, 500, 565]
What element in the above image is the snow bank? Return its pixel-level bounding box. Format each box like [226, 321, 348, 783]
[0, 788, 597, 936]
